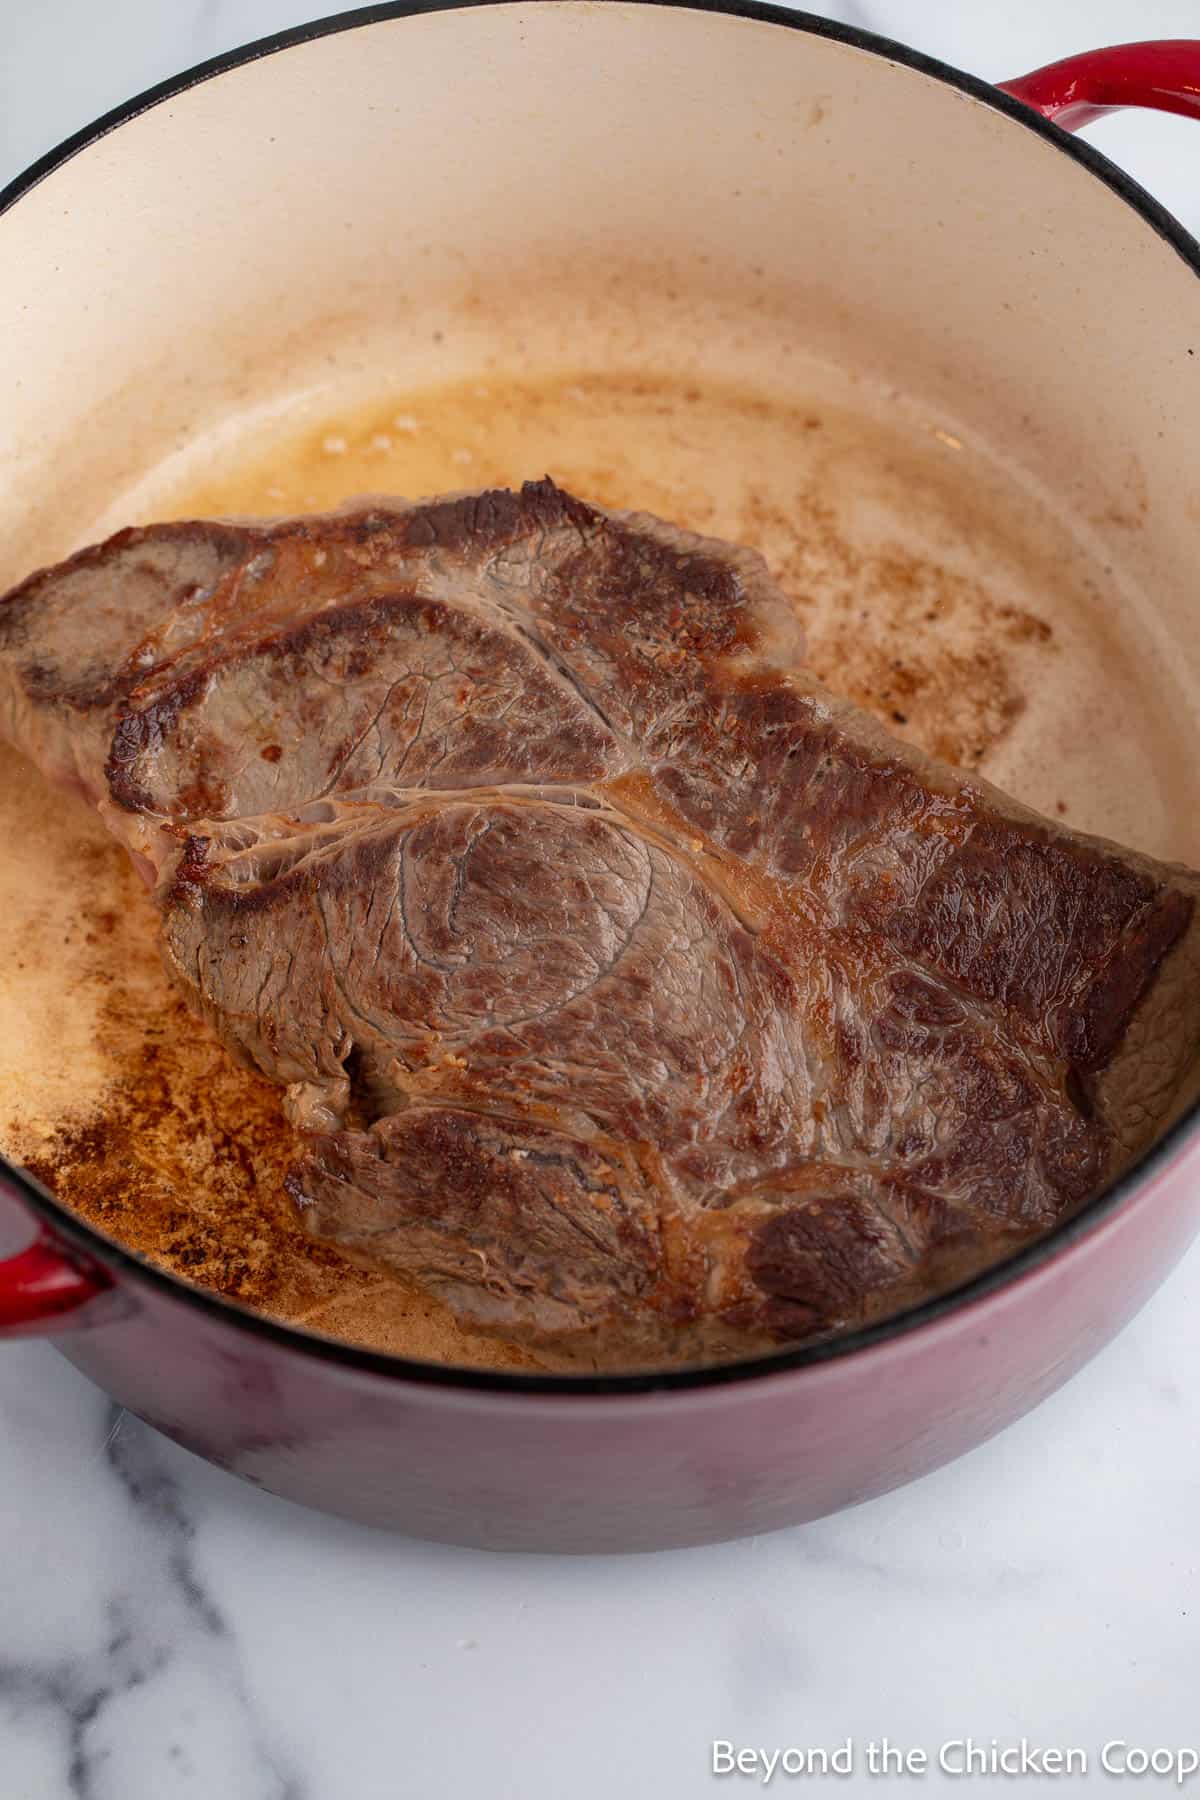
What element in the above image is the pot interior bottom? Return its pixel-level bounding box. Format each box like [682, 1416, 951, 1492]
[1, 319, 1195, 1371]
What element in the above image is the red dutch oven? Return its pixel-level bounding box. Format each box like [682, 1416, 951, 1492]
[2, 4, 1200, 1552]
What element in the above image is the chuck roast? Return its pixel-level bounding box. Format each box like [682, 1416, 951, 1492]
[2, 479, 1199, 1364]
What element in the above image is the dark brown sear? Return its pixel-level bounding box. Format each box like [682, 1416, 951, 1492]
[2, 479, 1198, 1365]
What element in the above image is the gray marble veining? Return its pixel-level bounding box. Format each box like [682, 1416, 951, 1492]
[1, 1381, 303, 1799]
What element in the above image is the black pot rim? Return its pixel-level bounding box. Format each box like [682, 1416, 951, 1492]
[3, 0, 1199, 1398]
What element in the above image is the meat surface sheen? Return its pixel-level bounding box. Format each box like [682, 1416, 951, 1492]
[3, 479, 1198, 1365]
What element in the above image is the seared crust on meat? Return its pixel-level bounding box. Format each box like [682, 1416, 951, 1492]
[2, 479, 1197, 1363]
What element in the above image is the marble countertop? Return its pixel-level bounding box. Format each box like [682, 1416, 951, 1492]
[3, 3, 1200, 1796]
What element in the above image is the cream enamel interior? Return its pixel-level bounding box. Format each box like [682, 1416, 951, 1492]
[2, 1, 1199, 1367]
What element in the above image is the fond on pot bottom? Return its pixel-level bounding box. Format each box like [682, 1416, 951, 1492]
[1, 338, 1195, 1374]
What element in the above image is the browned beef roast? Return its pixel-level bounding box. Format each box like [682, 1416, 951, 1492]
[2, 480, 1199, 1363]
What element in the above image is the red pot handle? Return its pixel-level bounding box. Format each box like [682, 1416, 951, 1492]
[999, 40, 1200, 133]
[0, 1225, 114, 1337]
